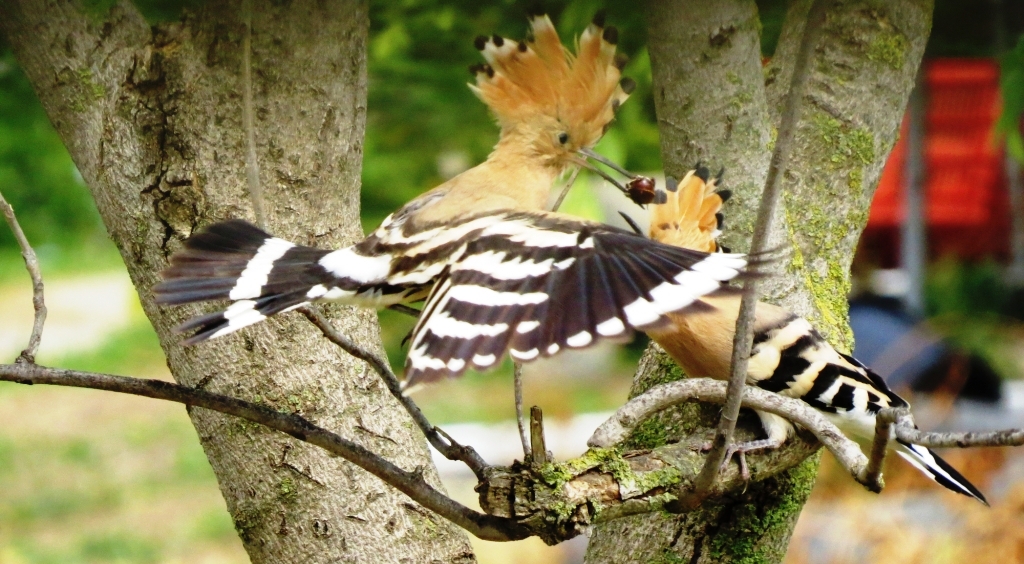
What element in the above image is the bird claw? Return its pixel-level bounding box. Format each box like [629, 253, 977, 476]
[701, 438, 784, 481]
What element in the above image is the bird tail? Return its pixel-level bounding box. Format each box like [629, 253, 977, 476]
[153, 220, 351, 344]
[469, 10, 632, 146]
[648, 166, 731, 253]
[895, 439, 988, 504]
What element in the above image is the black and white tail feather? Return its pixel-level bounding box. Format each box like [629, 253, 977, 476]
[155, 220, 420, 344]
[155, 211, 750, 385]
[896, 440, 987, 502]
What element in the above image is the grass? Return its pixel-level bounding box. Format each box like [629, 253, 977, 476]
[0, 270, 245, 564]
[0, 240, 124, 286]
[0, 383, 246, 564]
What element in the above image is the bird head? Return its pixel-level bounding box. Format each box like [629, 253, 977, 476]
[648, 166, 731, 253]
[469, 10, 634, 174]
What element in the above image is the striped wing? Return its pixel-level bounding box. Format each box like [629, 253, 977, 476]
[154, 220, 418, 343]
[404, 213, 747, 384]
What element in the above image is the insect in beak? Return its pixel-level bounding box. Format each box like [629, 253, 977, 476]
[575, 147, 657, 206]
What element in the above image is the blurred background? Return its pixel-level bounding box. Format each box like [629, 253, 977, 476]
[2, 0, 1024, 562]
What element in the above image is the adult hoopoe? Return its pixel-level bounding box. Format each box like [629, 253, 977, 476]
[643, 167, 987, 503]
[154, 13, 751, 386]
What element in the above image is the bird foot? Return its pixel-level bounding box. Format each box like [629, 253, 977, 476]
[701, 437, 784, 481]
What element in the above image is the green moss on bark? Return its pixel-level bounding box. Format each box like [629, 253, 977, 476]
[705, 453, 820, 563]
[868, 33, 908, 69]
[813, 114, 875, 171]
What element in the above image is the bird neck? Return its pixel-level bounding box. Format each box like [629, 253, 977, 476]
[471, 129, 562, 210]
[405, 129, 564, 226]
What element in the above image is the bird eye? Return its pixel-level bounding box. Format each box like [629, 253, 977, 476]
[558, 132, 569, 145]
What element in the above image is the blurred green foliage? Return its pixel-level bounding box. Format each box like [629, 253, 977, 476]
[999, 35, 1024, 163]
[0, 49, 104, 254]
[362, 0, 662, 230]
[926, 259, 1011, 319]
[4, 0, 1016, 258]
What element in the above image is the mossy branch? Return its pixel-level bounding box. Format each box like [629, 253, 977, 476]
[0, 359, 823, 545]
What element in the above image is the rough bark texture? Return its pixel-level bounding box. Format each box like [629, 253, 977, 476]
[765, 0, 934, 340]
[585, 1, 933, 562]
[644, 0, 774, 253]
[0, 2, 475, 562]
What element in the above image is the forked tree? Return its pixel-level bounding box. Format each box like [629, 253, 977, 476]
[6, 1, 1000, 563]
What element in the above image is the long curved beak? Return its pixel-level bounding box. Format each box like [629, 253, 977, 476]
[570, 156, 631, 196]
[578, 147, 638, 179]
[574, 148, 657, 206]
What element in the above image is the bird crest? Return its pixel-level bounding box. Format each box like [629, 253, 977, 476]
[469, 10, 634, 150]
[648, 166, 731, 253]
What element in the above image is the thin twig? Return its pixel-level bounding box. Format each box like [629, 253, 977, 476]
[0, 190, 46, 364]
[884, 408, 1024, 448]
[0, 362, 528, 541]
[514, 362, 530, 460]
[861, 408, 896, 492]
[387, 303, 421, 318]
[692, 0, 832, 497]
[529, 406, 548, 466]
[241, 0, 266, 229]
[297, 304, 489, 478]
[550, 167, 582, 212]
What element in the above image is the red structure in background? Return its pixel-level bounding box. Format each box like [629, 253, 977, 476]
[863, 59, 1012, 267]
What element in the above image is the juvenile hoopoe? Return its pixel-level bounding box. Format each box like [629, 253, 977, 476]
[643, 168, 987, 503]
[154, 13, 751, 386]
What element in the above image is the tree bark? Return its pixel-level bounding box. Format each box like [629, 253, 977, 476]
[586, 1, 932, 562]
[0, 1, 475, 562]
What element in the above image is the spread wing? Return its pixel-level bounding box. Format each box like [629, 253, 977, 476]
[403, 211, 748, 384]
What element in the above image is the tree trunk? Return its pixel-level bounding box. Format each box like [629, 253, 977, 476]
[585, 1, 932, 562]
[0, 1, 475, 562]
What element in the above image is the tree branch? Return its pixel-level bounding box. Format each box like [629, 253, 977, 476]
[882, 407, 1024, 449]
[477, 416, 821, 545]
[589, 379, 868, 487]
[0, 189, 46, 364]
[297, 304, 489, 478]
[514, 361, 530, 461]
[0, 362, 529, 542]
[693, 0, 832, 497]
[4, 354, 1020, 546]
[862, 408, 895, 491]
[0, 360, 819, 545]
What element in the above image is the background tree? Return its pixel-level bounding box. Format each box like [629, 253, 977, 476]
[585, 0, 934, 561]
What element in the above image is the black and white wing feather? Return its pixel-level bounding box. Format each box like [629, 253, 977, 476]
[154, 220, 408, 343]
[155, 211, 749, 383]
[404, 212, 747, 384]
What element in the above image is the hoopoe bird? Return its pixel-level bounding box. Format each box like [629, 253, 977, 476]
[643, 167, 987, 503]
[154, 13, 751, 386]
